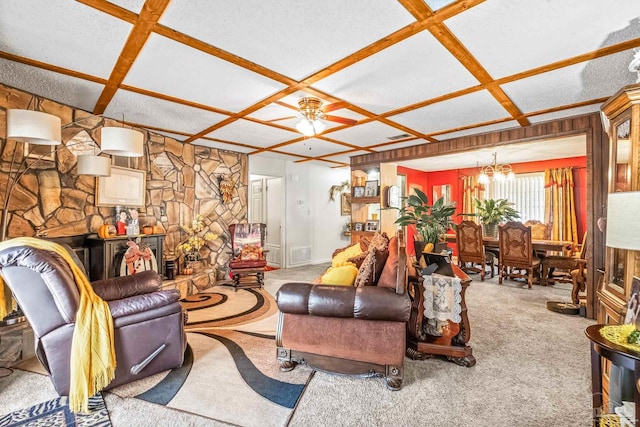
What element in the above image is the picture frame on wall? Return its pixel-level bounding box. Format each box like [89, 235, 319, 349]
[340, 192, 352, 216]
[24, 143, 55, 161]
[364, 180, 379, 197]
[365, 221, 379, 232]
[96, 166, 146, 208]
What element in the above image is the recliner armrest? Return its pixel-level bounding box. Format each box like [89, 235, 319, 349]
[276, 282, 410, 322]
[91, 270, 162, 301]
[107, 289, 180, 319]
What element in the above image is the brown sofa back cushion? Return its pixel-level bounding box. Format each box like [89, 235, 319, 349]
[377, 236, 399, 289]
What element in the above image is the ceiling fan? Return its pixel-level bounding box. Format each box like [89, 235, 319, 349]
[269, 97, 358, 136]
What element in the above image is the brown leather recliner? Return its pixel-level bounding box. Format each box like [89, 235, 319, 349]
[275, 231, 411, 390]
[0, 244, 187, 396]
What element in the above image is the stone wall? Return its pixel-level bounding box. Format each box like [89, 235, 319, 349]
[0, 83, 248, 272]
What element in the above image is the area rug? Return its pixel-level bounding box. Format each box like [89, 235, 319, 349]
[108, 285, 313, 427]
[0, 394, 110, 427]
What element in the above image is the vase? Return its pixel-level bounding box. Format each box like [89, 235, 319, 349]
[185, 253, 204, 274]
[483, 223, 498, 238]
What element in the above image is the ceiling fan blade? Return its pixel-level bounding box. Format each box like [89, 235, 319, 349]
[324, 115, 357, 126]
[266, 116, 296, 123]
[321, 101, 348, 113]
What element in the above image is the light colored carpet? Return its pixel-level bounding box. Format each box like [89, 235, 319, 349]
[0, 265, 595, 426]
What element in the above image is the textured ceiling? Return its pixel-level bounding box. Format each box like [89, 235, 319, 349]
[0, 0, 638, 170]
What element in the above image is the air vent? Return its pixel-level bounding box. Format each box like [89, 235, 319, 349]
[387, 133, 411, 140]
[289, 246, 311, 266]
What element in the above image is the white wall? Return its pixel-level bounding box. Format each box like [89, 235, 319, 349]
[249, 155, 349, 267]
[309, 165, 350, 263]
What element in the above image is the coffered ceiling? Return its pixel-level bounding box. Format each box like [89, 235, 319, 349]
[0, 0, 638, 169]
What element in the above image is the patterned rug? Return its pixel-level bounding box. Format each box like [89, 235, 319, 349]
[0, 394, 110, 427]
[108, 285, 313, 427]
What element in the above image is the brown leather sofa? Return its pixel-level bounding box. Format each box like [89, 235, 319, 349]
[275, 231, 410, 390]
[0, 244, 187, 395]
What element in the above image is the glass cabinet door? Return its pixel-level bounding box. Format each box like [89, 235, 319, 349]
[606, 115, 632, 299]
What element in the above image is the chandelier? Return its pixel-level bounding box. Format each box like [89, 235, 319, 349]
[478, 152, 514, 184]
[295, 97, 326, 136]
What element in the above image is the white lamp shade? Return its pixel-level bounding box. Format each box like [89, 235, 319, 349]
[7, 109, 61, 145]
[100, 127, 144, 157]
[77, 155, 111, 177]
[606, 191, 640, 250]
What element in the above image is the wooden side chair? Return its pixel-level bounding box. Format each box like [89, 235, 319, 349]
[523, 219, 550, 240]
[498, 221, 541, 289]
[456, 220, 494, 281]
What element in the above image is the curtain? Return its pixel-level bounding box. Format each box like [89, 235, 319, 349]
[462, 175, 483, 221]
[544, 167, 578, 243]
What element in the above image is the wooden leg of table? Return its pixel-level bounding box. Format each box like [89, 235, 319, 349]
[591, 343, 603, 424]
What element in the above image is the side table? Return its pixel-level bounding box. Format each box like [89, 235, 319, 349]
[585, 324, 640, 425]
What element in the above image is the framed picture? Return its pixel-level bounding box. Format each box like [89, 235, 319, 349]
[364, 180, 378, 197]
[24, 142, 55, 161]
[365, 221, 379, 232]
[96, 166, 146, 208]
[353, 186, 365, 198]
[625, 276, 640, 325]
[353, 222, 364, 232]
[340, 192, 352, 216]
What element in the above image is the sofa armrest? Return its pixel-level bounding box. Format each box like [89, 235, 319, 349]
[276, 282, 410, 322]
[107, 289, 180, 319]
[91, 270, 162, 301]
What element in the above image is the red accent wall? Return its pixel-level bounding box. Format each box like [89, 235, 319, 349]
[398, 156, 587, 255]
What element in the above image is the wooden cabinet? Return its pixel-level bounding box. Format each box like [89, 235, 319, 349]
[598, 83, 640, 325]
[350, 163, 398, 244]
[87, 234, 165, 281]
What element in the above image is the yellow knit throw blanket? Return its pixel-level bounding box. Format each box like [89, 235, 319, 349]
[0, 237, 116, 413]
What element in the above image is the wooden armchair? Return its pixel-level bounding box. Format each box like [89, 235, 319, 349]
[498, 221, 541, 289]
[455, 220, 494, 281]
[541, 232, 587, 288]
[228, 223, 267, 289]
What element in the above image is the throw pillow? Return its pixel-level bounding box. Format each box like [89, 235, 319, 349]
[331, 243, 362, 267]
[369, 232, 390, 252]
[320, 265, 359, 286]
[378, 236, 399, 288]
[353, 247, 389, 287]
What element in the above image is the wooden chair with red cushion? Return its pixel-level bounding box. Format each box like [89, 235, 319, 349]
[228, 223, 267, 289]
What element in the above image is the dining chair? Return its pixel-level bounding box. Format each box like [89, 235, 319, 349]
[455, 220, 494, 281]
[498, 221, 541, 289]
[540, 232, 587, 287]
[523, 220, 550, 240]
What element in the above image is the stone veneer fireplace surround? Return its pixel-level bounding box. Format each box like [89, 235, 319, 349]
[0, 83, 249, 272]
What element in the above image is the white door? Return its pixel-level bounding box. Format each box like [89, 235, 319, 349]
[250, 179, 264, 223]
[265, 177, 283, 267]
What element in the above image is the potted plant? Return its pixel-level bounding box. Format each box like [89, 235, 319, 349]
[395, 188, 456, 254]
[465, 198, 520, 237]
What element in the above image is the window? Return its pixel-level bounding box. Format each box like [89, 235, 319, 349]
[484, 172, 545, 222]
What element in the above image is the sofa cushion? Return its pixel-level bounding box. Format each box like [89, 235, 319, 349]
[353, 247, 389, 287]
[377, 236, 399, 289]
[320, 265, 359, 286]
[331, 243, 362, 267]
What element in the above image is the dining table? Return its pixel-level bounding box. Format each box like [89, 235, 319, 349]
[444, 234, 573, 253]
